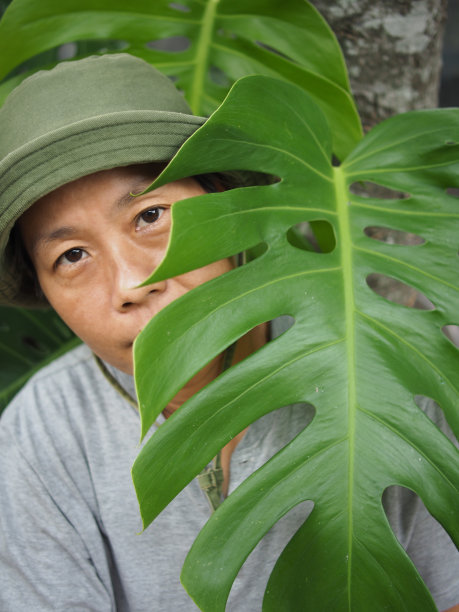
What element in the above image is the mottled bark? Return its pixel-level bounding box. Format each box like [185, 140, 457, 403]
[313, 0, 448, 130]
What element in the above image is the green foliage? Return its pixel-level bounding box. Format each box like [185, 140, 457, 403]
[0, 0, 361, 160]
[0, 0, 457, 609]
[0, 306, 79, 411]
[132, 76, 459, 610]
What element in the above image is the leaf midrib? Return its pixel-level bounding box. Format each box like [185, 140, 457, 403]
[335, 165, 356, 609]
[189, 0, 219, 113]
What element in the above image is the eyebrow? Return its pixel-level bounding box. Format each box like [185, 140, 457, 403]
[30, 226, 79, 258]
[30, 178, 162, 256]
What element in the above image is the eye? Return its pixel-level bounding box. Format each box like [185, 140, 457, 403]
[136, 207, 165, 228]
[56, 248, 88, 267]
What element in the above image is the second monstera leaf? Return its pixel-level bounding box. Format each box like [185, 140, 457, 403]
[0, 0, 361, 160]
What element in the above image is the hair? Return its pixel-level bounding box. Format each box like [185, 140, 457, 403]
[5, 165, 271, 307]
[5, 224, 46, 305]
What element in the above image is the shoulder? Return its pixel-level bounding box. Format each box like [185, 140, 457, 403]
[0, 344, 135, 475]
[1, 344, 103, 436]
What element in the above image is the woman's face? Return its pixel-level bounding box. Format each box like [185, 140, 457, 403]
[19, 166, 233, 374]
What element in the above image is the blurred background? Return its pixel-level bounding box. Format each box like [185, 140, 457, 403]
[440, 0, 459, 106]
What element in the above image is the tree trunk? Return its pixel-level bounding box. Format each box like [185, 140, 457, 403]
[313, 0, 448, 131]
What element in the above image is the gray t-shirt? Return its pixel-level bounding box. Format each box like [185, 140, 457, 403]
[0, 343, 457, 611]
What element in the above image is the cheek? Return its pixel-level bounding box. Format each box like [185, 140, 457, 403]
[40, 277, 108, 343]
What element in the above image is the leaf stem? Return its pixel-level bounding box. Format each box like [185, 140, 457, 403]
[334, 165, 356, 609]
[190, 0, 219, 113]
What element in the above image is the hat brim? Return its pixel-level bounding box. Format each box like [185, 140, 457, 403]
[0, 109, 205, 306]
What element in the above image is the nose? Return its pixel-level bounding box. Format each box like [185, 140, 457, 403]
[110, 244, 166, 311]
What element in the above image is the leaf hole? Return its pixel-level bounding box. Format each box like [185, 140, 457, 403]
[57, 42, 78, 60]
[216, 28, 236, 39]
[366, 274, 435, 309]
[208, 65, 230, 87]
[384, 485, 458, 577]
[350, 182, 410, 200]
[228, 499, 314, 607]
[146, 36, 190, 53]
[169, 2, 191, 12]
[220, 316, 295, 378]
[239, 242, 269, 265]
[382, 487, 423, 550]
[287, 221, 336, 253]
[364, 226, 425, 245]
[271, 315, 295, 334]
[414, 395, 457, 445]
[441, 325, 459, 348]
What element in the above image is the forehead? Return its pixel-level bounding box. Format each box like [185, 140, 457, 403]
[38, 163, 165, 204]
[17, 164, 205, 253]
[22, 162, 167, 221]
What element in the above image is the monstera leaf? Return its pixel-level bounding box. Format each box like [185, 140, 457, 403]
[0, 0, 361, 160]
[132, 76, 459, 610]
[0, 306, 79, 412]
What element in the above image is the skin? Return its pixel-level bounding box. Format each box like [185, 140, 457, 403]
[19, 164, 267, 490]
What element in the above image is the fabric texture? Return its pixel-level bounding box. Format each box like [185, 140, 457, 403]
[0, 341, 458, 610]
[0, 54, 205, 307]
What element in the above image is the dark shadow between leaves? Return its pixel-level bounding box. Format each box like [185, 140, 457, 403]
[366, 273, 435, 310]
[146, 37, 190, 53]
[442, 325, 459, 349]
[364, 226, 425, 246]
[21, 336, 46, 355]
[350, 181, 410, 200]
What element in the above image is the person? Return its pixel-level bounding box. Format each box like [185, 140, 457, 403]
[0, 54, 457, 611]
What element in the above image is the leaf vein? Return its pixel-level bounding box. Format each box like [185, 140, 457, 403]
[343, 125, 458, 168]
[351, 200, 459, 218]
[205, 138, 333, 182]
[354, 245, 459, 291]
[357, 404, 458, 492]
[356, 310, 458, 395]
[191, 338, 346, 438]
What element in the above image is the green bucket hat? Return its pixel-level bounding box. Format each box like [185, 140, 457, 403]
[0, 53, 206, 307]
